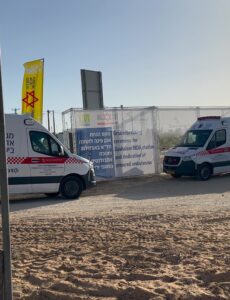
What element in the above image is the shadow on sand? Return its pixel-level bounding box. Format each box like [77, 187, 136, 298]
[8, 173, 230, 212]
[85, 173, 230, 200]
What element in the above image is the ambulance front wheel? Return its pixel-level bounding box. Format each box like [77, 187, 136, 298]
[60, 176, 83, 199]
[197, 164, 212, 181]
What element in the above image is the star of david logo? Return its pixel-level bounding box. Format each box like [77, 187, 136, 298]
[22, 91, 39, 108]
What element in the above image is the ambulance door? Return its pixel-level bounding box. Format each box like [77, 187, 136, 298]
[206, 129, 228, 174]
[27, 130, 65, 193]
[8, 127, 32, 194]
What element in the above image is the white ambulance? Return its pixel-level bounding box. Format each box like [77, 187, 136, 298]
[163, 116, 230, 180]
[5, 114, 96, 198]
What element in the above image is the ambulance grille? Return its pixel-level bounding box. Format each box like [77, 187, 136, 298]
[164, 156, 180, 165]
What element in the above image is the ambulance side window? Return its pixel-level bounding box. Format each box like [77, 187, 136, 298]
[30, 131, 64, 156]
[206, 129, 226, 150]
[30, 131, 50, 155]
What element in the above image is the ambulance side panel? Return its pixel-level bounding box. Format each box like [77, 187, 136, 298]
[6, 115, 32, 194]
[208, 126, 230, 175]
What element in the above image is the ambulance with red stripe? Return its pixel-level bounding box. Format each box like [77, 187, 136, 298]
[6, 114, 96, 198]
[163, 116, 230, 180]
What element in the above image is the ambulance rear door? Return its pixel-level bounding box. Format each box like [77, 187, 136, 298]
[7, 116, 32, 194]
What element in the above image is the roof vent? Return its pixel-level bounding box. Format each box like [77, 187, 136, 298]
[24, 119, 34, 125]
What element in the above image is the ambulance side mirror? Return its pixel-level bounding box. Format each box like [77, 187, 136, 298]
[59, 146, 65, 157]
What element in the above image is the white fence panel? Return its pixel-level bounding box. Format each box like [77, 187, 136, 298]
[67, 109, 156, 180]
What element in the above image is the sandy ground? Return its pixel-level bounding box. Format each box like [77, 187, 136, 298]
[1, 174, 230, 299]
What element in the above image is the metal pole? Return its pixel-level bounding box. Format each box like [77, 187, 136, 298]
[41, 59, 44, 124]
[52, 110, 56, 135]
[0, 52, 13, 299]
[47, 110, 50, 131]
[152, 107, 161, 174]
[11, 108, 19, 115]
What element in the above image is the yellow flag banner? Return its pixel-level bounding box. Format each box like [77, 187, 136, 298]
[21, 59, 44, 123]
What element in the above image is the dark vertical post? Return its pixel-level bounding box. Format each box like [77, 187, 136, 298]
[47, 110, 50, 131]
[12, 108, 19, 115]
[0, 52, 13, 299]
[52, 110, 56, 135]
[68, 132, 74, 153]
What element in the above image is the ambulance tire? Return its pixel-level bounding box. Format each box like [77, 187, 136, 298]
[197, 164, 212, 181]
[60, 176, 83, 199]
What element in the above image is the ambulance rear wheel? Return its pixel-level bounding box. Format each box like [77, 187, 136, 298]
[60, 176, 83, 199]
[197, 164, 212, 181]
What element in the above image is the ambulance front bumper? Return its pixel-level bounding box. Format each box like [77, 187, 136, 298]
[163, 160, 197, 177]
[83, 168, 96, 189]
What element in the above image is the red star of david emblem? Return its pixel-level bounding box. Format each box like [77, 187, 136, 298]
[22, 91, 39, 108]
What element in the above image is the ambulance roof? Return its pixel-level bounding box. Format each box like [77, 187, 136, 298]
[191, 116, 230, 130]
[5, 114, 44, 130]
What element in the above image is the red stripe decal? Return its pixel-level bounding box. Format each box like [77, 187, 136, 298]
[207, 147, 230, 155]
[197, 147, 230, 156]
[22, 157, 68, 164]
[7, 157, 84, 164]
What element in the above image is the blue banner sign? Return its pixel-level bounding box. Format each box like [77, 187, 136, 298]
[76, 127, 115, 178]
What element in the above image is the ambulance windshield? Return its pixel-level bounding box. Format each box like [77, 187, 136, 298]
[178, 130, 212, 148]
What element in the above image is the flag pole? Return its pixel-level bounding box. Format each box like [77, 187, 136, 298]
[41, 58, 44, 124]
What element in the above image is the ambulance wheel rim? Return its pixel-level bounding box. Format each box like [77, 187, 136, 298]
[200, 167, 210, 179]
[64, 180, 79, 196]
[61, 176, 83, 199]
[198, 164, 211, 180]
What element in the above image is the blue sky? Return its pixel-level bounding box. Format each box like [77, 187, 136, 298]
[1, 0, 230, 131]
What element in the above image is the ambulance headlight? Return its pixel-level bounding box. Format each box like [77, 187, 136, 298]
[183, 155, 192, 161]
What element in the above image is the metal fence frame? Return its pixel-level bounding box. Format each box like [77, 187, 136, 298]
[62, 106, 230, 177]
